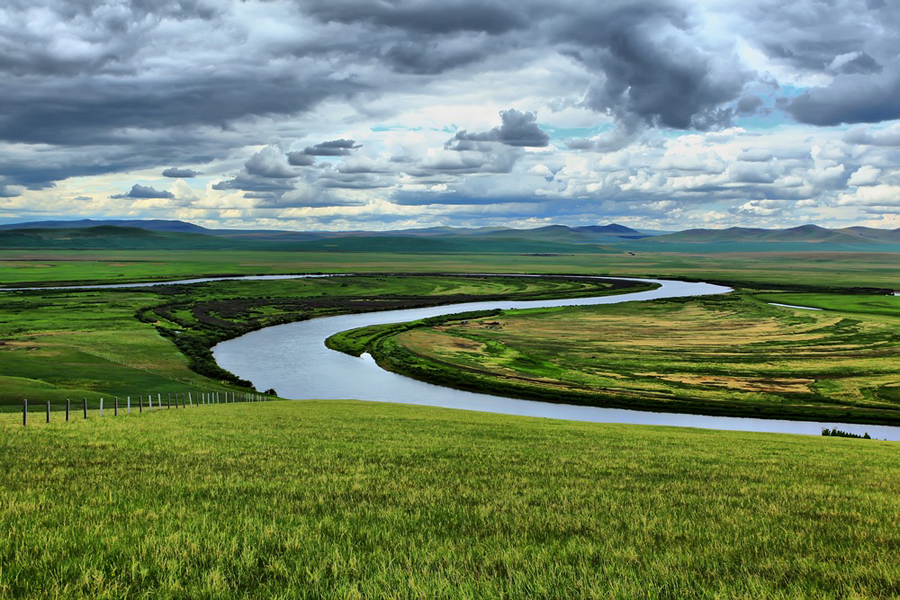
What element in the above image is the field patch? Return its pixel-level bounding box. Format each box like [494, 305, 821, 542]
[369, 294, 900, 424]
[0, 401, 896, 598]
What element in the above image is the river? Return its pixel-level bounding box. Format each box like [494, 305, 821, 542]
[209, 276, 900, 440]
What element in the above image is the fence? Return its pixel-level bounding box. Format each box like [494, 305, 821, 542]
[17, 391, 274, 426]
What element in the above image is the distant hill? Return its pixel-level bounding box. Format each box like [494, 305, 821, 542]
[625, 224, 900, 253]
[1, 220, 897, 253]
[0, 219, 212, 234]
[281, 235, 615, 254]
[0, 227, 271, 251]
[0, 226, 615, 254]
[0, 219, 649, 244]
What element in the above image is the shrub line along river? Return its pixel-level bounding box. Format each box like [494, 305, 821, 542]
[8, 274, 898, 439]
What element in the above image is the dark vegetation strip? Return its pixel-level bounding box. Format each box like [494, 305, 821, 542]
[823, 428, 872, 439]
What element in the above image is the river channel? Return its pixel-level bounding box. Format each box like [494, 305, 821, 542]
[208, 276, 900, 440]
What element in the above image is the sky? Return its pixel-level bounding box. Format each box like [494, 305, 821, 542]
[1, 0, 899, 231]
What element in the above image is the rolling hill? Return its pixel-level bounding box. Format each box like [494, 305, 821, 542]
[0, 220, 898, 253]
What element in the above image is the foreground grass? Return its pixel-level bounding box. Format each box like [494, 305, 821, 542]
[1, 401, 897, 599]
[341, 293, 900, 425]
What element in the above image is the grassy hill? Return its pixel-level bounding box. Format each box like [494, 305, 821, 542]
[2, 221, 900, 254]
[635, 224, 900, 251]
[1, 401, 896, 598]
[0, 226, 272, 251]
[0, 226, 620, 254]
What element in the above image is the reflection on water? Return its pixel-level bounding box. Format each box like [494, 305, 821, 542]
[213, 277, 900, 440]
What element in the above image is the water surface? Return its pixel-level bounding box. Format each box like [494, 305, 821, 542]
[213, 277, 900, 440]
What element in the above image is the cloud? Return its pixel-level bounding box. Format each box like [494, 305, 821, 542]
[162, 167, 201, 178]
[286, 152, 316, 166]
[244, 146, 299, 179]
[301, 1, 527, 35]
[0, 183, 22, 198]
[556, 2, 749, 131]
[111, 184, 174, 199]
[1, 0, 899, 230]
[787, 68, 900, 125]
[848, 165, 881, 186]
[303, 139, 362, 156]
[843, 124, 900, 146]
[448, 109, 550, 148]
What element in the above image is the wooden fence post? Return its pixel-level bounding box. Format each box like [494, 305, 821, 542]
[188, 392, 193, 407]
[23, 399, 27, 426]
[167, 393, 171, 410]
[100, 398, 104, 418]
[83, 398, 87, 419]
[127, 396, 131, 414]
[158, 393, 162, 410]
[115, 397, 118, 417]
[66, 399, 70, 422]
[46, 400, 50, 423]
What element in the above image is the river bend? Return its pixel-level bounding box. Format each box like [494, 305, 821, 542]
[212, 276, 900, 440]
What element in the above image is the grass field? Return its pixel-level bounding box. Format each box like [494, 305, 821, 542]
[336, 293, 900, 424]
[1, 401, 897, 599]
[1, 249, 899, 289]
[0, 274, 642, 407]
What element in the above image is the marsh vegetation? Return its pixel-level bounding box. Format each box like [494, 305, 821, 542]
[335, 293, 900, 424]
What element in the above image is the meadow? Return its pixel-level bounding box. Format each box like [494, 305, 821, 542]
[334, 292, 900, 425]
[1, 248, 899, 289]
[0, 274, 640, 408]
[1, 401, 897, 599]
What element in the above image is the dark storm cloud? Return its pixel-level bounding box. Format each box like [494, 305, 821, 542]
[738, 0, 900, 125]
[551, 2, 748, 131]
[286, 152, 316, 167]
[303, 140, 362, 157]
[162, 167, 200, 178]
[787, 69, 900, 125]
[111, 184, 174, 199]
[212, 175, 296, 194]
[0, 183, 22, 198]
[736, 96, 764, 115]
[448, 110, 550, 148]
[301, 0, 528, 35]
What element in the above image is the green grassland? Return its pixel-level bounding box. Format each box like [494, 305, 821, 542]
[335, 293, 900, 425]
[0, 274, 640, 408]
[1, 401, 897, 599]
[1, 249, 899, 289]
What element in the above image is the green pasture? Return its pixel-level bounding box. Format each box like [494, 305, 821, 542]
[1, 249, 898, 289]
[1, 401, 896, 599]
[0, 274, 634, 407]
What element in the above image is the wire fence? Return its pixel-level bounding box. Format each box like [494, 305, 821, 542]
[13, 391, 274, 426]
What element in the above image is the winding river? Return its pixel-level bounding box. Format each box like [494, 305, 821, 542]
[207, 276, 900, 440]
[8, 273, 897, 439]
